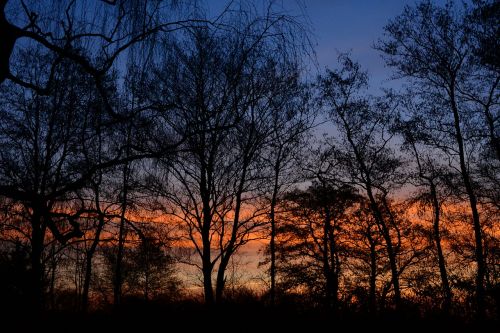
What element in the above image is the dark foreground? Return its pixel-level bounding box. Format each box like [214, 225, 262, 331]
[2, 302, 496, 333]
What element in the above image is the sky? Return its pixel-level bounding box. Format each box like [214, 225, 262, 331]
[303, 0, 419, 90]
[205, 0, 433, 93]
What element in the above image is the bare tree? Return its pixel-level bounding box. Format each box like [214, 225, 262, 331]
[1, 0, 198, 115]
[317, 55, 405, 309]
[376, 1, 499, 316]
[261, 72, 314, 306]
[0, 51, 98, 309]
[144, 3, 309, 304]
[396, 113, 453, 312]
[278, 179, 359, 310]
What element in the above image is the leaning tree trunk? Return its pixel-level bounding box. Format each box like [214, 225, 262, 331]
[429, 182, 452, 312]
[365, 187, 401, 308]
[450, 87, 485, 318]
[214, 156, 250, 303]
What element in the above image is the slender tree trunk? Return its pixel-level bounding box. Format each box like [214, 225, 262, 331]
[484, 106, 500, 161]
[429, 182, 452, 312]
[450, 87, 485, 318]
[30, 208, 44, 311]
[367, 226, 377, 314]
[328, 249, 339, 311]
[201, 200, 214, 305]
[215, 158, 249, 303]
[114, 162, 129, 307]
[365, 187, 401, 308]
[269, 155, 281, 307]
[323, 207, 337, 310]
[483, 76, 500, 161]
[322, 219, 333, 308]
[200, 156, 215, 305]
[340, 112, 401, 308]
[144, 267, 150, 302]
[49, 242, 56, 310]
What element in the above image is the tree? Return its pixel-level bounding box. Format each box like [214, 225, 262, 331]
[143, 2, 309, 304]
[127, 225, 180, 301]
[346, 199, 384, 314]
[317, 55, 405, 309]
[278, 181, 359, 310]
[376, 1, 500, 316]
[0, 50, 98, 309]
[257, 63, 314, 307]
[1, 0, 197, 117]
[396, 115, 453, 312]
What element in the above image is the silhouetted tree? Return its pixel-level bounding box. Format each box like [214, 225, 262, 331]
[1, 0, 198, 118]
[0, 51, 98, 309]
[261, 75, 314, 306]
[377, 1, 499, 316]
[396, 115, 453, 312]
[278, 181, 359, 310]
[318, 55, 404, 309]
[145, 4, 309, 304]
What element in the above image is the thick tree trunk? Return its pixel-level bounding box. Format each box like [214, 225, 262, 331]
[0, 0, 18, 84]
[82, 213, 105, 312]
[202, 247, 214, 305]
[215, 254, 230, 303]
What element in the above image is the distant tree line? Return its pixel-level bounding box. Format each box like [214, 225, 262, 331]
[0, 0, 498, 321]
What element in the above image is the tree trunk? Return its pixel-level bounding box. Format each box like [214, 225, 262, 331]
[429, 182, 452, 312]
[482, 77, 500, 161]
[48, 242, 57, 310]
[30, 208, 44, 311]
[114, 162, 129, 307]
[323, 207, 338, 310]
[0, 0, 19, 84]
[340, 111, 401, 309]
[366, 187, 401, 308]
[215, 253, 230, 303]
[450, 87, 485, 318]
[82, 213, 105, 312]
[269, 155, 281, 307]
[202, 246, 214, 305]
[214, 157, 249, 303]
[200, 155, 215, 305]
[367, 226, 377, 314]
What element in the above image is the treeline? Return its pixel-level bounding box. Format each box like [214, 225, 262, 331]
[0, 0, 498, 321]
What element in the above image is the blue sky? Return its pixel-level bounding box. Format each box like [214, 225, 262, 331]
[206, 0, 454, 93]
[304, 0, 418, 88]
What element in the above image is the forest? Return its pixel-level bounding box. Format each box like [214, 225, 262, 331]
[0, 0, 498, 330]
